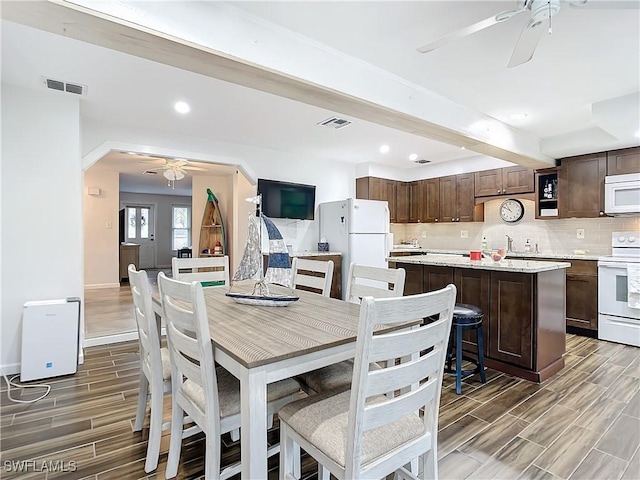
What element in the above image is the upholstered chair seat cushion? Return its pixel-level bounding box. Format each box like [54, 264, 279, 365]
[182, 367, 300, 419]
[279, 389, 426, 467]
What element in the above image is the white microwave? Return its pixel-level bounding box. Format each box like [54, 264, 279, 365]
[605, 173, 640, 215]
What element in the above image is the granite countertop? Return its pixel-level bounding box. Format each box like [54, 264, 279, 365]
[289, 251, 342, 257]
[387, 254, 571, 273]
[389, 248, 601, 261]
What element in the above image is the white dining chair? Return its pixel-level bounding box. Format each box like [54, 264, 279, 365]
[128, 264, 171, 473]
[290, 258, 334, 297]
[279, 284, 457, 480]
[158, 272, 300, 479]
[171, 255, 230, 286]
[296, 263, 406, 394]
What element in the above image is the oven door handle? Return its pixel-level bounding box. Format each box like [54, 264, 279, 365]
[599, 261, 629, 269]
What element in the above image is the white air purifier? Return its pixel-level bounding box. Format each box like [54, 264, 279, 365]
[20, 298, 81, 382]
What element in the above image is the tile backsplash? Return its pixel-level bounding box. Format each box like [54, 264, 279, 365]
[392, 199, 640, 256]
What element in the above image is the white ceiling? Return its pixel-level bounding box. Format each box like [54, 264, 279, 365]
[2, 0, 639, 195]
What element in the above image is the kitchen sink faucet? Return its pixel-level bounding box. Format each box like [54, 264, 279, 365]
[506, 235, 514, 253]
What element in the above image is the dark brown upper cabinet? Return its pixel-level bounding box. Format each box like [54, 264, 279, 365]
[558, 153, 607, 218]
[607, 146, 640, 176]
[475, 166, 534, 197]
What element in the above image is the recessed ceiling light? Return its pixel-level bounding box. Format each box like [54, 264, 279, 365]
[380, 145, 390, 154]
[409, 153, 418, 161]
[510, 113, 528, 121]
[174, 101, 191, 114]
[460, 146, 466, 150]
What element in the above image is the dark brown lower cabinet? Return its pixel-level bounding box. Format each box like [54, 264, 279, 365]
[455, 269, 490, 357]
[488, 272, 533, 370]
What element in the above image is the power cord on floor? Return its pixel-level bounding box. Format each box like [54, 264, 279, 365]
[2, 374, 51, 404]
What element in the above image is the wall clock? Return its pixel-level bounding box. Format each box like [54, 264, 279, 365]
[500, 198, 524, 223]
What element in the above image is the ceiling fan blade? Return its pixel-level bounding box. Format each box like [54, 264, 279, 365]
[508, 18, 546, 68]
[417, 8, 526, 53]
[567, 0, 639, 9]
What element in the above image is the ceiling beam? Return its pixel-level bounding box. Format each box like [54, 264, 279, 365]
[2, 0, 556, 169]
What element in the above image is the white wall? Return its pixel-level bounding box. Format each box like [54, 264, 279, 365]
[83, 121, 357, 253]
[119, 192, 192, 268]
[84, 164, 119, 287]
[1, 84, 82, 374]
[393, 198, 640, 256]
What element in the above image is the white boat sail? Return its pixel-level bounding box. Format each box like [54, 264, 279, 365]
[226, 212, 299, 306]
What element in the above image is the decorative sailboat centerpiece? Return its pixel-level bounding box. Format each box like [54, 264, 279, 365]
[225, 195, 299, 306]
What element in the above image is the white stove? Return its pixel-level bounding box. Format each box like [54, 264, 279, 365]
[598, 232, 640, 347]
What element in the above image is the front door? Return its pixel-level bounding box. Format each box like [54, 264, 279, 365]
[124, 204, 156, 269]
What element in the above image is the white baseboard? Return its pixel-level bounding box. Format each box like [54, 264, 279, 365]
[84, 331, 139, 347]
[85, 283, 121, 290]
[1, 363, 21, 376]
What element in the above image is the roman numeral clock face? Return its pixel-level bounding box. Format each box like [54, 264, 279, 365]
[500, 199, 524, 223]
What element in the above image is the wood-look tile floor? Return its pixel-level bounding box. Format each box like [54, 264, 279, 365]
[84, 269, 170, 339]
[1, 335, 638, 480]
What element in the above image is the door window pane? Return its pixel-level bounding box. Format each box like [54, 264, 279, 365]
[127, 207, 136, 240]
[140, 208, 149, 239]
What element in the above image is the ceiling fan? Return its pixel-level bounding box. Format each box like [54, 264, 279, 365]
[138, 157, 207, 187]
[416, 0, 638, 68]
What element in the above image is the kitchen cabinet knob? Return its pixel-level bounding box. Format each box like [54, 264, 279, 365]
[599, 211, 604, 216]
[435, 219, 439, 222]
[498, 189, 501, 193]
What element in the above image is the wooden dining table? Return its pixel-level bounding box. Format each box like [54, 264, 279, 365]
[154, 282, 366, 479]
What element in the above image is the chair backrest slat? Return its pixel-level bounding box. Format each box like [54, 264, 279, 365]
[172, 256, 230, 286]
[362, 377, 438, 431]
[367, 320, 450, 363]
[344, 263, 405, 303]
[365, 348, 442, 398]
[345, 284, 456, 475]
[291, 258, 334, 297]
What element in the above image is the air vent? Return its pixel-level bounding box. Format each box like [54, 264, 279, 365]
[142, 170, 158, 175]
[317, 116, 352, 130]
[42, 77, 87, 96]
[414, 159, 431, 164]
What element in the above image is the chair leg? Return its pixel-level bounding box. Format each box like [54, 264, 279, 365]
[204, 430, 220, 480]
[455, 326, 463, 394]
[133, 372, 148, 432]
[165, 400, 184, 479]
[476, 325, 487, 384]
[279, 422, 297, 479]
[144, 381, 163, 473]
[422, 447, 437, 480]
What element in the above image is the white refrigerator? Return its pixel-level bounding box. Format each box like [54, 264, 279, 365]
[319, 198, 390, 299]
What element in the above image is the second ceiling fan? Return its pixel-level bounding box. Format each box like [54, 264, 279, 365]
[416, 0, 637, 68]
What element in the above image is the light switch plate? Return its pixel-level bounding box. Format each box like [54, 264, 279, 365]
[461, 230, 468, 238]
[421, 231, 427, 238]
[576, 228, 585, 239]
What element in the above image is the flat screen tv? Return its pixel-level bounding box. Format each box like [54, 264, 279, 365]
[257, 178, 316, 220]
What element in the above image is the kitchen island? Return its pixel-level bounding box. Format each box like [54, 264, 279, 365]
[388, 254, 571, 382]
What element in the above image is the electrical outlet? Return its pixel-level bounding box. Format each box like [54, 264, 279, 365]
[460, 230, 468, 238]
[576, 228, 585, 239]
[421, 231, 427, 238]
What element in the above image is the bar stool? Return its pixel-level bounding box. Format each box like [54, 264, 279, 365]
[446, 303, 487, 394]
